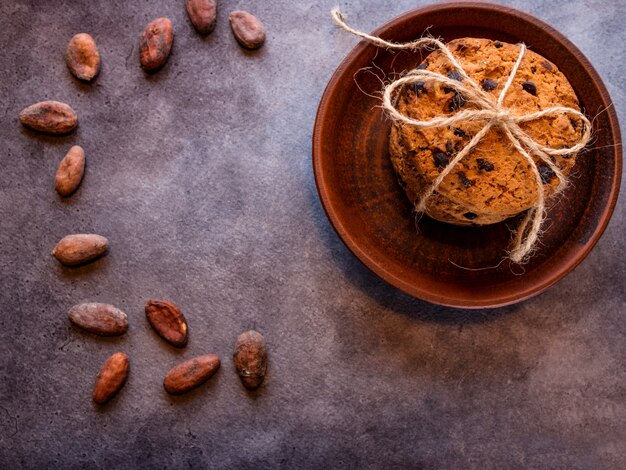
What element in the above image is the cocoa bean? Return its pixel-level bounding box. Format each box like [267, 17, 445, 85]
[52, 234, 109, 267]
[233, 330, 267, 390]
[68, 303, 128, 336]
[139, 18, 174, 72]
[145, 299, 188, 347]
[229, 11, 266, 50]
[65, 33, 100, 81]
[164, 354, 220, 395]
[55, 145, 85, 197]
[185, 0, 218, 35]
[19, 101, 78, 135]
[92, 352, 129, 405]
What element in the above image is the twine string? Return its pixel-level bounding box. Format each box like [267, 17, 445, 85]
[331, 8, 591, 263]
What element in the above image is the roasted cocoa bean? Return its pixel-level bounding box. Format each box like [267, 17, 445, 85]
[19, 101, 78, 135]
[92, 352, 129, 405]
[55, 145, 85, 197]
[52, 234, 109, 267]
[233, 330, 267, 390]
[68, 303, 128, 336]
[186, 0, 218, 35]
[65, 33, 100, 81]
[164, 354, 220, 395]
[139, 18, 174, 72]
[229, 11, 266, 50]
[145, 299, 188, 347]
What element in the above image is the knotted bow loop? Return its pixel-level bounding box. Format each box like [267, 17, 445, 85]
[331, 8, 592, 263]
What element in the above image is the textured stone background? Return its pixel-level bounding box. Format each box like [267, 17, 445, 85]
[0, 0, 624, 468]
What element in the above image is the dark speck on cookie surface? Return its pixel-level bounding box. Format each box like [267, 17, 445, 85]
[477, 158, 495, 171]
[482, 79, 498, 91]
[538, 164, 555, 183]
[458, 172, 472, 188]
[449, 92, 466, 111]
[412, 81, 427, 95]
[463, 212, 478, 220]
[541, 60, 553, 71]
[433, 150, 450, 169]
[522, 81, 537, 95]
[453, 127, 467, 137]
[447, 69, 464, 82]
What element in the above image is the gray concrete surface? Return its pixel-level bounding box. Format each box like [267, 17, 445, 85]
[0, 0, 624, 468]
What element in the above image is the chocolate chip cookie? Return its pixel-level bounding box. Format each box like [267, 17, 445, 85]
[389, 38, 584, 225]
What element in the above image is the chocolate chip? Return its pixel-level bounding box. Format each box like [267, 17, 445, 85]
[447, 70, 464, 82]
[416, 62, 428, 70]
[453, 127, 467, 137]
[531, 66, 537, 74]
[541, 60, 553, 71]
[458, 172, 472, 188]
[522, 81, 537, 95]
[463, 212, 478, 220]
[482, 79, 497, 91]
[446, 140, 453, 154]
[412, 81, 427, 95]
[477, 158, 494, 171]
[443, 70, 464, 94]
[494, 41, 503, 48]
[449, 92, 466, 111]
[433, 151, 450, 169]
[538, 164, 555, 183]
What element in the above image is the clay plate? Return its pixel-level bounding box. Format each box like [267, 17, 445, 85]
[313, 2, 621, 308]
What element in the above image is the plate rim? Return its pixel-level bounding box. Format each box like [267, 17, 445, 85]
[312, 0, 623, 308]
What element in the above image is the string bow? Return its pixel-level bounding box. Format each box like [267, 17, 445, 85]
[331, 8, 591, 263]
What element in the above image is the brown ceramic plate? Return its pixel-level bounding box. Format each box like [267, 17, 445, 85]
[313, 2, 621, 308]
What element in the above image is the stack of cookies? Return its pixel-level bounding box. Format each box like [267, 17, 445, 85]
[389, 38, 584, 225]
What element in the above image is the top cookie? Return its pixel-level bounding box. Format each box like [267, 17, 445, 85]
[389, 38, 584, 225]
